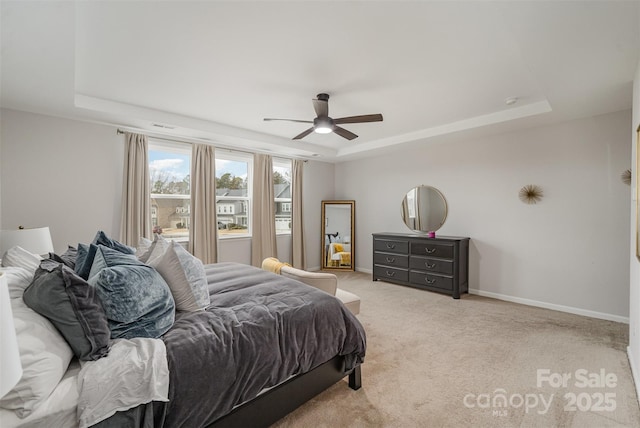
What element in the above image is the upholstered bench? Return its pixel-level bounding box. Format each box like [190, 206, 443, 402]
[261, 258, 361, 315]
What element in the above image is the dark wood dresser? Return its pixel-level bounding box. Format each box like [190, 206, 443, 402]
[372, 233, 470, 299]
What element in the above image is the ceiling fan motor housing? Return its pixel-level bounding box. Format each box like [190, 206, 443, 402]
[264, 92, 382, 140]
[313, 116, 334, 133]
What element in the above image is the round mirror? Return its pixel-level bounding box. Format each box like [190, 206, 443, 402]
[401, 186, 448, 233]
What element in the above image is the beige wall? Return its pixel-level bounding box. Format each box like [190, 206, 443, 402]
[0, 108, 334, 267]
[0, 107, 633, 322]
[1, 109, 123, 251]
[337, 109, 631, 321]
[301, 160, 335, 270]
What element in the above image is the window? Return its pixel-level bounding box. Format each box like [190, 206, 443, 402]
[274, 158, 292, 234]
[216, 152, 251, 237]
[149, 142, 191, 242]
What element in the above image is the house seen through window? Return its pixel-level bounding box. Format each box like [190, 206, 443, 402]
[149, 144, 291, 241]
[274, 158, 292, 234]
[149, 142, 191, 242]
[216, 152, 251, 237]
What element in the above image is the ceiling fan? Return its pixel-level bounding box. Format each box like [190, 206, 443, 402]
[264, 93, 383, 141]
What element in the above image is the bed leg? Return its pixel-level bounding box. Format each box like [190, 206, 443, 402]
[348, 365, 362, 390]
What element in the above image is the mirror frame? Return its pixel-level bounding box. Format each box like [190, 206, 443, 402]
[636, 125, 640, 260]
[321, 200, 355, 271]
[401, 185, 448, 234]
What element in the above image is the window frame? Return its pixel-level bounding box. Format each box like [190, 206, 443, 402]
[148, 140, 192, 243]
[216, 150, 253, 240]
[273, 157, 292, 236]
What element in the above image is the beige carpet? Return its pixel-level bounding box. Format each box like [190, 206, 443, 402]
[273, 271, 640, 428]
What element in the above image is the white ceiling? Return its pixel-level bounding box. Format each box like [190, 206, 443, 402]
[1, 1, 639, 162]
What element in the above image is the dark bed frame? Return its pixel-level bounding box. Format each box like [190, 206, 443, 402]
[208, 356, 362, 427]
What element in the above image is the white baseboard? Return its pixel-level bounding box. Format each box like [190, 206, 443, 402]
[469, 288, 629, 324]
[627, 346, 640, 407]
[342, 271, 627, 323]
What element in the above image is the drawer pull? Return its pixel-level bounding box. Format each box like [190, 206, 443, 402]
[425, 277, 436, 284]
[425, 247, 436, 254]
[386, 243, 396, 249]
[385, 270, 396, 277]
[425, 262, 436, 269]
[385, 257, 395, 263]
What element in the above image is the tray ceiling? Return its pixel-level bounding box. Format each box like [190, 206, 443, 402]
[2, 1, 638, 161]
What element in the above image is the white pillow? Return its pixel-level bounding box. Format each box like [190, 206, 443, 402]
[136, 237, 153, 259]
[1, 246, 42, 274]
[0, 267, 73, 418]
[139, 235, 171, 265]
[0, 266, 35, 299]
[148, 241, 210, 312]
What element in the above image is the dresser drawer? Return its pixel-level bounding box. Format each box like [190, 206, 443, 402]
[374, 265, 409, 282]
[374, 252, 409, 268]
[409, 272, 453, 291]
[374, 239, 409, 254]
[409, 256, 453, 275]
[410, 242, 454, 259]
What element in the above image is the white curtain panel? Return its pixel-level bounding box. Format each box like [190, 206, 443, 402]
[251, 154, 276, 266]
[189, 144, 218, 264]
[119, 132, 151, 246]
[291, 159, 306, 269]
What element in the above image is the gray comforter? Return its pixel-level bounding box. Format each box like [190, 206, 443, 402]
[135, 262, 366, 427]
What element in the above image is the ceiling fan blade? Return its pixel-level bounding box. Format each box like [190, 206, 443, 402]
[333, 126, 358, 140]
[293, 127, 315, 140]
[334, 114, 383, 124]
[264, 118, 313, 124]
[312, 98, 329, 118]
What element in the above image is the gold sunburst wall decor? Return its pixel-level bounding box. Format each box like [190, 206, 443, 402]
[621, 169, 632, 185]
[519, 185, 544, 204]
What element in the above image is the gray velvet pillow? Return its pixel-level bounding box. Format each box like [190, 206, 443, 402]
[92, 230, 135, 255]
[75, 231, 134, 279]
[23, 259, 111, 361]
[88, 248, 175, 339]
[48, 246, 78, 269]
[87, 245, 143, 281]
[75, 243, 98, 280]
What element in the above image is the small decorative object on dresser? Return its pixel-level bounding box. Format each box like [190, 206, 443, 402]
[372, 233, 470, 299]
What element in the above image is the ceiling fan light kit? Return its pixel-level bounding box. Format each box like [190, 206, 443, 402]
[264, 93, 383, 141]
[313, 116, 335, 134]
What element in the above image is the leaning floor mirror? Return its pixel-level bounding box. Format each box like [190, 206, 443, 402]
[321, 200, 355, 271]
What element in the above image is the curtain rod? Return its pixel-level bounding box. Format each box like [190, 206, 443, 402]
[116, 128, 307, 162]
[116, 128, 191, 146]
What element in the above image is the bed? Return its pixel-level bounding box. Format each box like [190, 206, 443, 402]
[0, 234, 366, 428]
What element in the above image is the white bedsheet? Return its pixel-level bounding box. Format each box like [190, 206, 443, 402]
[0, 338, 169, 428]
[0, 360, 81, 428]
[77, 338, 169, 428]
